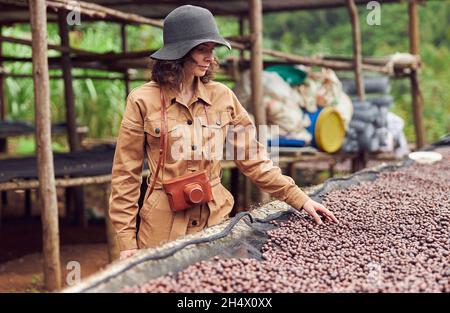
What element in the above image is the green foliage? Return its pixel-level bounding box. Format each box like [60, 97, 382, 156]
[2, 1, 449, 151]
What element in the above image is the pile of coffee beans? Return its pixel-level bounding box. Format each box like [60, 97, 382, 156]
[123, 147, 449, 292]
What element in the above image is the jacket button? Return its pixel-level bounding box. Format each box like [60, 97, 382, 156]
[154, 127, 160, 134]
[191, 220, 198, 226]
[187, 119, 193, 125]
[216, 120, 221, 126]
[191, 145, 197, 151]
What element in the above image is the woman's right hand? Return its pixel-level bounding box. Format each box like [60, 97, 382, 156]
[120, 249, 138, 260]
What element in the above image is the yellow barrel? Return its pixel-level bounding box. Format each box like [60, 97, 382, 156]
[307, 107, 346, 153]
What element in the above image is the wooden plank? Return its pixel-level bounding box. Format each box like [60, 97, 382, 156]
[408, 0, 425, 148]
[29, 0, 61, 291]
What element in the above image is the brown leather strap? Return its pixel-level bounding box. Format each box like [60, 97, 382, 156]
[147, 88, 168, 196]
[147, 90, 215, 196]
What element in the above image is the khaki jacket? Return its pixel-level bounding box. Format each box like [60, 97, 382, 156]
[109, 77, 310, 251]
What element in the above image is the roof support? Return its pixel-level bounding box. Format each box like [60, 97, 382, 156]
[249, 0, 270, 203]
[58, 10, 86, 228]
[346, 0, 365, 101]
[346, 0, 367, 172]
[29, 0, 61, 291]
[408, 0, 425, 148]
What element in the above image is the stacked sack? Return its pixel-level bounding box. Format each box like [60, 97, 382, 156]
[342, 96, 393, 152]
[340, 77, 393, 153]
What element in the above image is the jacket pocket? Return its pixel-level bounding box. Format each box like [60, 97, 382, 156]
[139, 188, 161, 220]
[144, 117, 186, 163]
[208, 183, 234, 226]
[198, 111, 233, 160]
[138, 189, 175, 248]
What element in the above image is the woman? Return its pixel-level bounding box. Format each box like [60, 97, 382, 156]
[109, 5, 338, 260]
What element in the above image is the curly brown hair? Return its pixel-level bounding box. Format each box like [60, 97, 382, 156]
[150, 52, 219, 91]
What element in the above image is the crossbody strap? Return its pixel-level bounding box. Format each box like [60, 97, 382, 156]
[147, 89, 168, 196]
[147, 90, 216, 195]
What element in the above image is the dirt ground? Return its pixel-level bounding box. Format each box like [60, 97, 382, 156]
[0, 243, 109, 292]
[0, 185, 111, 293]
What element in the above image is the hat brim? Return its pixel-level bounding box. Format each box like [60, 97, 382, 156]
[150, 37, 231, 61]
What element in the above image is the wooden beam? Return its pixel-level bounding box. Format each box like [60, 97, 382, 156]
[29, 0, 61, 291]
[0, 34, 393, 75]
[346, 0, 365, 101]
[0, 35, 97, 56]
[0, 174, 113, 192]
[260, 48, 391, 74]
[408, 0, 425, 148]
[1, 72, 150, 81]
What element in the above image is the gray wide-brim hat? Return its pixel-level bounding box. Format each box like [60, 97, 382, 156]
[151, 5, 231, 60]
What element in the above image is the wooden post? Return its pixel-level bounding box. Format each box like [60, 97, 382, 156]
[0, 25, 7, 209]
[103, 183, 119, 262]
[0, 25, 6, 153]
[58, 11, 79, 152]
[346, 0, 365, 102]
[58, 11, 86, 228]
[121, 23, 130, 100]
[243, 175, 251, 209]
[29, 0, 62, 291]
[347, 0, 367, 171]
[408, 0, 425, 148]
[230, 167, 240, 216]
[238, 16, 251, 207]
[249, 0, 269, 204]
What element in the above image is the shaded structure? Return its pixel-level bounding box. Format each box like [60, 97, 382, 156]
[0, 0, 431, 290]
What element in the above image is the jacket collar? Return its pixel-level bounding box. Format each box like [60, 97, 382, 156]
[160, 77, 212, 107]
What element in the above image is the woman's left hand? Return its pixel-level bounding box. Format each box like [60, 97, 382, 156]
[302, 199, 339, 225]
